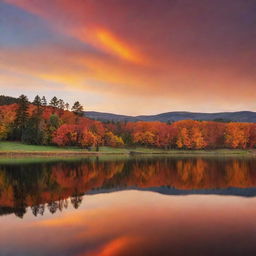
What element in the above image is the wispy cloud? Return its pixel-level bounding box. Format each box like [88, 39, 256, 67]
[1, 0, 256, 114]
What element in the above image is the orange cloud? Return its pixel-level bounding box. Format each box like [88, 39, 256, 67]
[2, 0, 256, 114]
[73, 26, 148, 64]
[94, 28, 142, 64]
[3, 0, 145, 64]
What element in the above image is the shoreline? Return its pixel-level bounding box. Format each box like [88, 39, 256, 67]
[0, 141, 255, 157]
[0, 149, 255, 157]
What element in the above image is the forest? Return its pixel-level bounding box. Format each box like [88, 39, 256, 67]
[0, 94, 256, 150]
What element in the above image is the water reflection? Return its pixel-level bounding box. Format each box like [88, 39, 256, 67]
[0, 156, 256, 255]
[0, 156, 255, 218]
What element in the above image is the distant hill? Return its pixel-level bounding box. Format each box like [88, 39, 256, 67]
[85, 111, 256, 123]
[1, 94, 256, 123]
[85, 111, 137, 122]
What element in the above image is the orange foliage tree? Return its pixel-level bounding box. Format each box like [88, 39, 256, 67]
[80, 129, 97, 148]
[1, 100, 256, 150]
[52, 124, 80, 146]
[104, 131, 124, 147]
[225, 123, 250, 149]
[249, 124, 256, 148]
[0, 104, 18, 140]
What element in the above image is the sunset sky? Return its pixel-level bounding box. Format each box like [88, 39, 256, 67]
[0, 0, 256, 115]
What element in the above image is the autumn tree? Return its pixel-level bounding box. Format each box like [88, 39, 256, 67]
[80, 130, 97, 149]
[133, 131, 155, 147]
[154, 123, 177, 148]
[191, 127, 206, 149]
[0, 104, 17, 140]
[52, 124, 79, 146]
[225, 123, 250, 149]
[104, 131, 124, 147]
[201, 121, 225, 148]
[174, 120, 207, 149]
[1, 93, 256, 150]
[249, 124, 256, 148]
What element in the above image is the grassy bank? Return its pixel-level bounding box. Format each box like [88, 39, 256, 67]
[0, 141, 83, 152]
[0, 141, 255, 157]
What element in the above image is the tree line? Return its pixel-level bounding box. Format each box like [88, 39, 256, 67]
[0, 94, 84, 144]
[0, 94, 256, 149]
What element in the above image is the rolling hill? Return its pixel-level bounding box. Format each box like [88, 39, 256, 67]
[84, 111, 256, 123]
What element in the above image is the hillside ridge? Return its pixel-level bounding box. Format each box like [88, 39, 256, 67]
[85, 110, 256, 122]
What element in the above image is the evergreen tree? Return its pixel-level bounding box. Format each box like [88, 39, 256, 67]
[14, 94, 29, 139]
[65, 103, 70, 111]
[41, 96, 47, 106]
[49, 96, 59, 108]
[23, 95, 44, 144]
[71, 101, 84, 116]
[21, 117, 44, 144]
[49, 114, 60, 130]
[58, 99, 65, 110]
[0, 95, 19, 106]
[33, 95, 41, 110]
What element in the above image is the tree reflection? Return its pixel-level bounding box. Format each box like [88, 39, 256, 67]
[71, 195, 83, 209]
[0, 156, 256, 218]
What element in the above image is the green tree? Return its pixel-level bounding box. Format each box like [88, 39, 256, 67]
[22, 95, 44, 144]
[58, 99, 65, 110]
[49, 96, 59, 108]
[41, 96, 47, 106]
[43, 114, 61, 144]
[21, 117, 44, 144]
[33, 95, 41, 111]
[65, 103, 69, 111]
[49, 114, 61, 130]
[14, 94, 29, 139]
[72, 101, 84, 116]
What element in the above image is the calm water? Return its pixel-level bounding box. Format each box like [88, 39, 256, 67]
[0, 156, 256, 256]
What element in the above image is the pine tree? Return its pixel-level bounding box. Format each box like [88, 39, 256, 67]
[14, 94, 29, 139]
[49, 96, 59, 108]
[33, 95, 41, 111]
[71, 101, 84, 116]
[65, 103, 69, 111]
[23, 95, 44, 144]
[41, 96, 47, 106]
[58, 99, 65, 110]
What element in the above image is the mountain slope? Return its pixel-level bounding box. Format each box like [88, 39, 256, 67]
[85, 111, 137, 122]
[84, 111, 256, 122]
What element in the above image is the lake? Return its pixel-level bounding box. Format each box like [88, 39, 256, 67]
[0, 156, 256, 256]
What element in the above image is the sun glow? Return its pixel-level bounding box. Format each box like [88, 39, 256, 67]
[95, 29, 142, 64]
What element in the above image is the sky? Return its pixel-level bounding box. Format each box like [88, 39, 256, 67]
[0, 0, 256, 115]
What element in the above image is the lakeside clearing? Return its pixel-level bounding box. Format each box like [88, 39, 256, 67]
[0, 141, 255, 157]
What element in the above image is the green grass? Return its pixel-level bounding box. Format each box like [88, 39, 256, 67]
[0, 141, 254, 156]
[98, 146, 130, 153]
[100, 146, 252, 155]
[0, 141, 83, 152]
